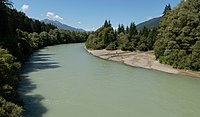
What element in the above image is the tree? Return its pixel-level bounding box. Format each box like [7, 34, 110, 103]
[118, 24, 125, 34]
[85, 34, 96, 49]
[0, 96, 22, 117]
[28, 32, 40, 49]
[163, 3, 172, 15]
[0, 0, 13, 6]
[106, 42, 117, 50]
[191, 41, 200, 70]
[137, 36, 148, 51]
[16, 29, 33, 58]
[117, 32, 129, 50]
[0, 0, 12, 38]
[129, 22, 137, 38]
[102, 27, 115, 47]
[0, 48, 21, 101]
[146, 28, 158, 50]
[103, 20, 111, 28]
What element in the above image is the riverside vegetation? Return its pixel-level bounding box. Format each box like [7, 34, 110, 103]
[0, 0, 87, 116]
[86, 0, 200, 71]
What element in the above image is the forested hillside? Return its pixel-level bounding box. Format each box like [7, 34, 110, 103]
[41, 19, 86, 32]
[136, 17, 161, 31]
[154, 0, 200, 70]
[0, 0, 87, 116]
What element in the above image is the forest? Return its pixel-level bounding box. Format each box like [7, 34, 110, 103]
[86, 0, 200, 71]
[154, 0, 200, 70]
[0, 0, 87, 116]
[86, 20, 158, 51]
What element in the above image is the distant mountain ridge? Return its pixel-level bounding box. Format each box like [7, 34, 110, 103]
[41, 19, 85, 32]
[136, 17, 161, 31]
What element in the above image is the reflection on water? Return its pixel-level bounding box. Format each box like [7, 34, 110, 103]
[19, 43, 200, 117]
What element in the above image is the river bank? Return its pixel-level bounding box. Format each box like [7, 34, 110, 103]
[86, 49, 200, 78]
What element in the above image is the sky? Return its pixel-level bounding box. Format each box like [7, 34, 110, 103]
[12, 0, 180, 31]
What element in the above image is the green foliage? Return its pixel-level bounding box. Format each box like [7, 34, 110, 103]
[106, 42, 117, 50]
[17, 29, 87, 50]
[117, 32, 129, 50]
[118, 24, 125, 34]
[0, 96, 22, 117]
[191, 41, 200, 70]
[86, 21, 158, 52]
[129, 22, 138, 37]
[154, 0, 200, 71]
[0, 48, 22, 116]
[85, 20, 116, 50]
[0, 48, 21, 101]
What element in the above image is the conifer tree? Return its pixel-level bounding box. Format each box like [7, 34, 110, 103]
[163, 3, 172, 15]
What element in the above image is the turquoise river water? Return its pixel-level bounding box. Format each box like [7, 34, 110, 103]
[19, 43, 200, 117]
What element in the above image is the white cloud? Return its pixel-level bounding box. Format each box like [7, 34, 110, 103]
[47, 12, 54, 17]
[46, 12, 63, 20]
[55, 15, 63, 20]
[22, 4, 29, 12]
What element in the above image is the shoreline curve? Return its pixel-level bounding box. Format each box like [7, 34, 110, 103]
[85, 48, 200, 78]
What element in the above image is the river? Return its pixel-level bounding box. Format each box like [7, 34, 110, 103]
[19, 43, 200, 117]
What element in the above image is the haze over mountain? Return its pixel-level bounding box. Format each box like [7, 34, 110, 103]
[41, 19, 86, 32]
[136, 17, 161, 31]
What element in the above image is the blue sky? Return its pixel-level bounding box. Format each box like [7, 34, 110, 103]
[12, 0, 180, 31]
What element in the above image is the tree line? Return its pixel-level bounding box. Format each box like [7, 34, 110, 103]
[85, 20, 158, 51]
[0, 0, 87, 116]
[16, 29, 87, 61]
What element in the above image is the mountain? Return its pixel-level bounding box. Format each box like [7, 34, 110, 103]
[41, 19, 86, 32]
[136, 17, 161, 31]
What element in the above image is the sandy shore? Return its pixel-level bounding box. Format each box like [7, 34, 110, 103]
[86, 49, 200, 78]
